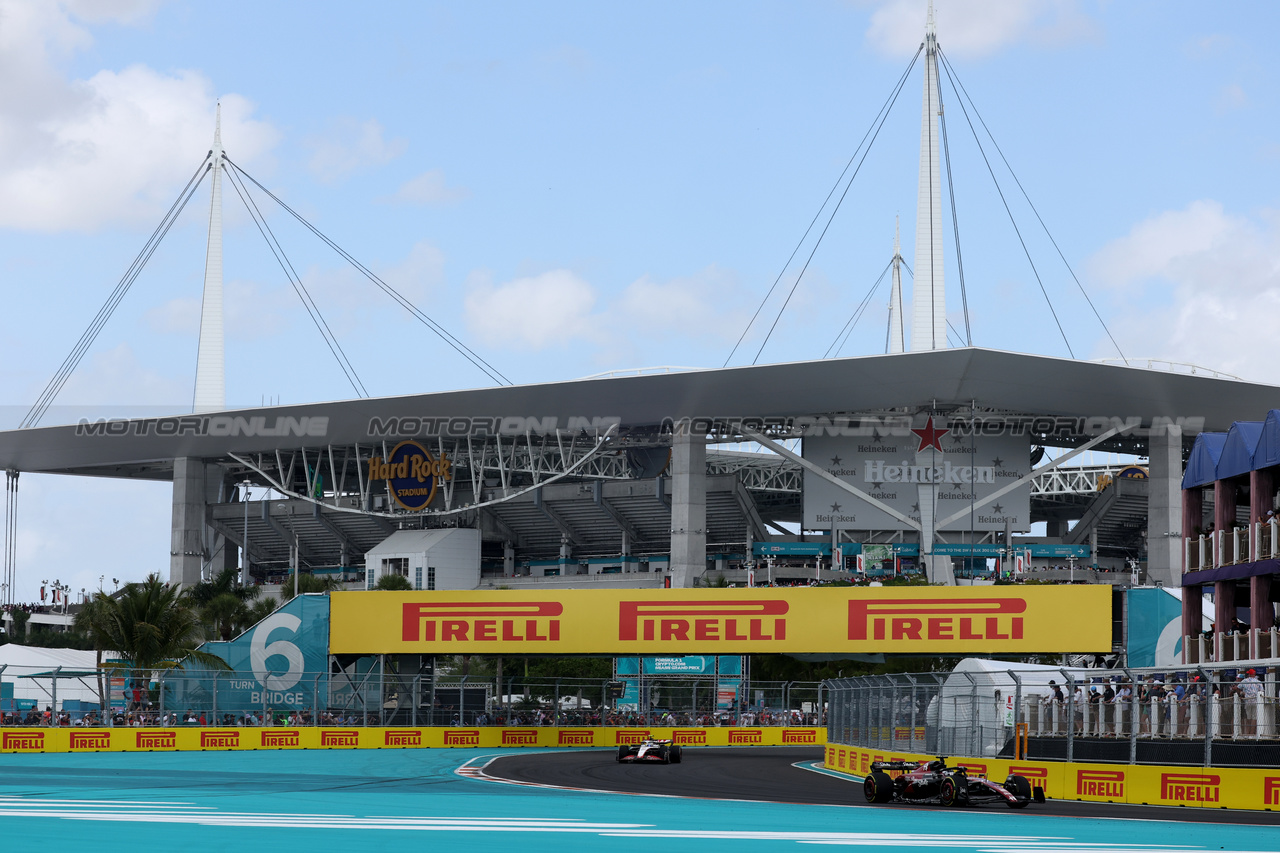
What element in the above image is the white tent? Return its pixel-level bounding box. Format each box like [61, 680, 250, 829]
[0, 644, 110, 709]
[931, 658, 1098, 756]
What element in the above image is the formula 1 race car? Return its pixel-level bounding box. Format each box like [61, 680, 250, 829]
[863, 758, 1044, 808]
[616, 739, 683, 764]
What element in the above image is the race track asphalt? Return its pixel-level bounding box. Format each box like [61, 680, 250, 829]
[486, 746, 1280, 825]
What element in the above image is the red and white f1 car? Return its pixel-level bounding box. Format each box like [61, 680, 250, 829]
[863, 758, 1044, 808]
[616, 738, 683, 764]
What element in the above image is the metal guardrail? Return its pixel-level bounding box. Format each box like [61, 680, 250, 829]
[0, 668, 823, 730]
[825, 664, 1280, 767]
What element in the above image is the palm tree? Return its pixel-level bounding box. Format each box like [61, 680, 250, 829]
[373, 573, 413, 591]
[94, 574, 229, 675]
[185, 567, 264, 641]
[73, 593, 115, 709]
[279, 572, 345, 603]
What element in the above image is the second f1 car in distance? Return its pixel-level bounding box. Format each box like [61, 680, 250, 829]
[616, 738, 683, 764]
[863, 758, 1045, 808]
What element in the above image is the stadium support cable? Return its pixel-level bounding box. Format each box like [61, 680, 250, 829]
[723, 45, 923, 368]
[939, 49, 1127, 365]
[934, 51, 1073, 358]
[824, 259, 893, 359]
[224, 158, 511, 387]
[22, 156, 212, 429]
[223, 162, 368, 398]
[935, 56, 972, 346]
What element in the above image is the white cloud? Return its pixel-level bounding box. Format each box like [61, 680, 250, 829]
[11, 473, 172, 604]
[1216, 83, 1247, 112]
[0, 1, 278, 232]
[865, 0, 1099, 59]
[306, 118, 406, 183]
[387, 169, 470, 205]
[465, 269, 598, 349]
[53, 342, 191, 406]
[1086, 201, 1280, 382]
[378, 240, 446, 304]
[463, 264, 753, 361]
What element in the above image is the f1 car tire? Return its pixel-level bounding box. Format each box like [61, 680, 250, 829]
[939, 775, 960, 807]
[670, 746, 683, 764]
[616, 746, 629, 762]
[863, 769, 894, 804]
[1005, 775, 1032, 809]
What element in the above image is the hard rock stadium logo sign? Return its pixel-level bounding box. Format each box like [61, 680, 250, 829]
[369, 440, 452, 511]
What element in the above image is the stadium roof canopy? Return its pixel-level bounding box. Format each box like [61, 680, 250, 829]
[0, 347, 1274, 479]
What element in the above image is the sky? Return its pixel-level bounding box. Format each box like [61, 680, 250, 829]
[1, 0, 1278, 603]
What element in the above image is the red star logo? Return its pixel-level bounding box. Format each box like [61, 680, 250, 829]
[912, 416, 949, 452]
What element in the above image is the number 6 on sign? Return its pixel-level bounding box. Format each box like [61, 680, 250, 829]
[250, 612, 304, 692]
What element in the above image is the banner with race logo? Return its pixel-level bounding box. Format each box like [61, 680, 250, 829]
[166, 593, 331, 720]
[330, 587, 1111, 655]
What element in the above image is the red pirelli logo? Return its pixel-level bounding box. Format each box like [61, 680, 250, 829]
[136, 731, 176, 749]
[782, 729, 817, 744]
[201, 731, 240, 748]
[672, 729, 707, 745]
[728, 729, 763, 745]
[321, 730, 359, 747]
[1161, 773, 1220, 803]
[615, 729, 651, 745]
[3, 731, 44, 750]
[69, 731, 111, 750]
[402, 601, 562, 642]
[384, 729, 422, 746]
[618, 599, 788, 643]
[261, 729, 300, 747]
[444, 729, 481, 746]
[956, 762, 987, 776]
[1077, 769, 1124, 797]
[558, 729, 594, 746]
[1009, 765, 1048, 781]
[848, 598, 1026, 642]
[1264, 777, 1280, 807]
[501, 729, 539, 746]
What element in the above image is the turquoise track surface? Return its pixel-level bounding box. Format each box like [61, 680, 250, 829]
[0, 749, 1274, 852]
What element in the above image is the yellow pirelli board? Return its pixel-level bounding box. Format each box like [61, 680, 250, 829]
[825, 744, 1280, 813]
[329, 586, 1112, 655]
[0, 726, 823, 753]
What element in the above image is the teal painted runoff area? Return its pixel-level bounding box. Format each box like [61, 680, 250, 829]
[0, 749, 1273, 852]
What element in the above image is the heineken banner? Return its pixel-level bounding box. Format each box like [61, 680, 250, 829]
[802, 416, 1030, 532]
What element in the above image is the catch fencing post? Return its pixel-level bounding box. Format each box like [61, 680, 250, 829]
[314, 673, 322, 725]
[1009, 670, 1022, 757]
[905, 674, 918, 753]
[1123, 668, 1137, 764]
[1061, 669, 1076, 764]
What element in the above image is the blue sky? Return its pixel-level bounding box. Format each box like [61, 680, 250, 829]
[1, 0, 1278, 600]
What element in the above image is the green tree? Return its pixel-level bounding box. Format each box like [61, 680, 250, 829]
[184, 567, 265, 641]
[373, 573, 413, 591]
[92, 574, 229, 676]
[279, 572, 345, 602]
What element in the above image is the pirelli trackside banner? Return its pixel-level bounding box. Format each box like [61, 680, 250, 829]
[825, 745, 1280, 813]
[0, 726, 822, 753]
[328, 587, 1111, 655]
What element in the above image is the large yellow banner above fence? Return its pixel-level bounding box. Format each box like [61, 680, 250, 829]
[329, 586, 1111, 655]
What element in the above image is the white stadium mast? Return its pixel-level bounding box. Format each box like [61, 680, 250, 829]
[887, 215, 905, 353]
[910, 0, 946, 352]
[193, 103, 226, 413]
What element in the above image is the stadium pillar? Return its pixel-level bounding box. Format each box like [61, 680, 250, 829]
[1147, 422, 1182, 587]
[670, 421, 706, 589]
[170, 457, 206, 589]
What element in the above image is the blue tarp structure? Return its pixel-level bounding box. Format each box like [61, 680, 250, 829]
[1253, 409, 1280, 470]
[1181, 432, 1227, 489]
[1216, 421, 1264, 480]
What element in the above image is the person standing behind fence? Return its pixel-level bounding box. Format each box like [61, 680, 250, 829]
[1238, 668, 1263, 736]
